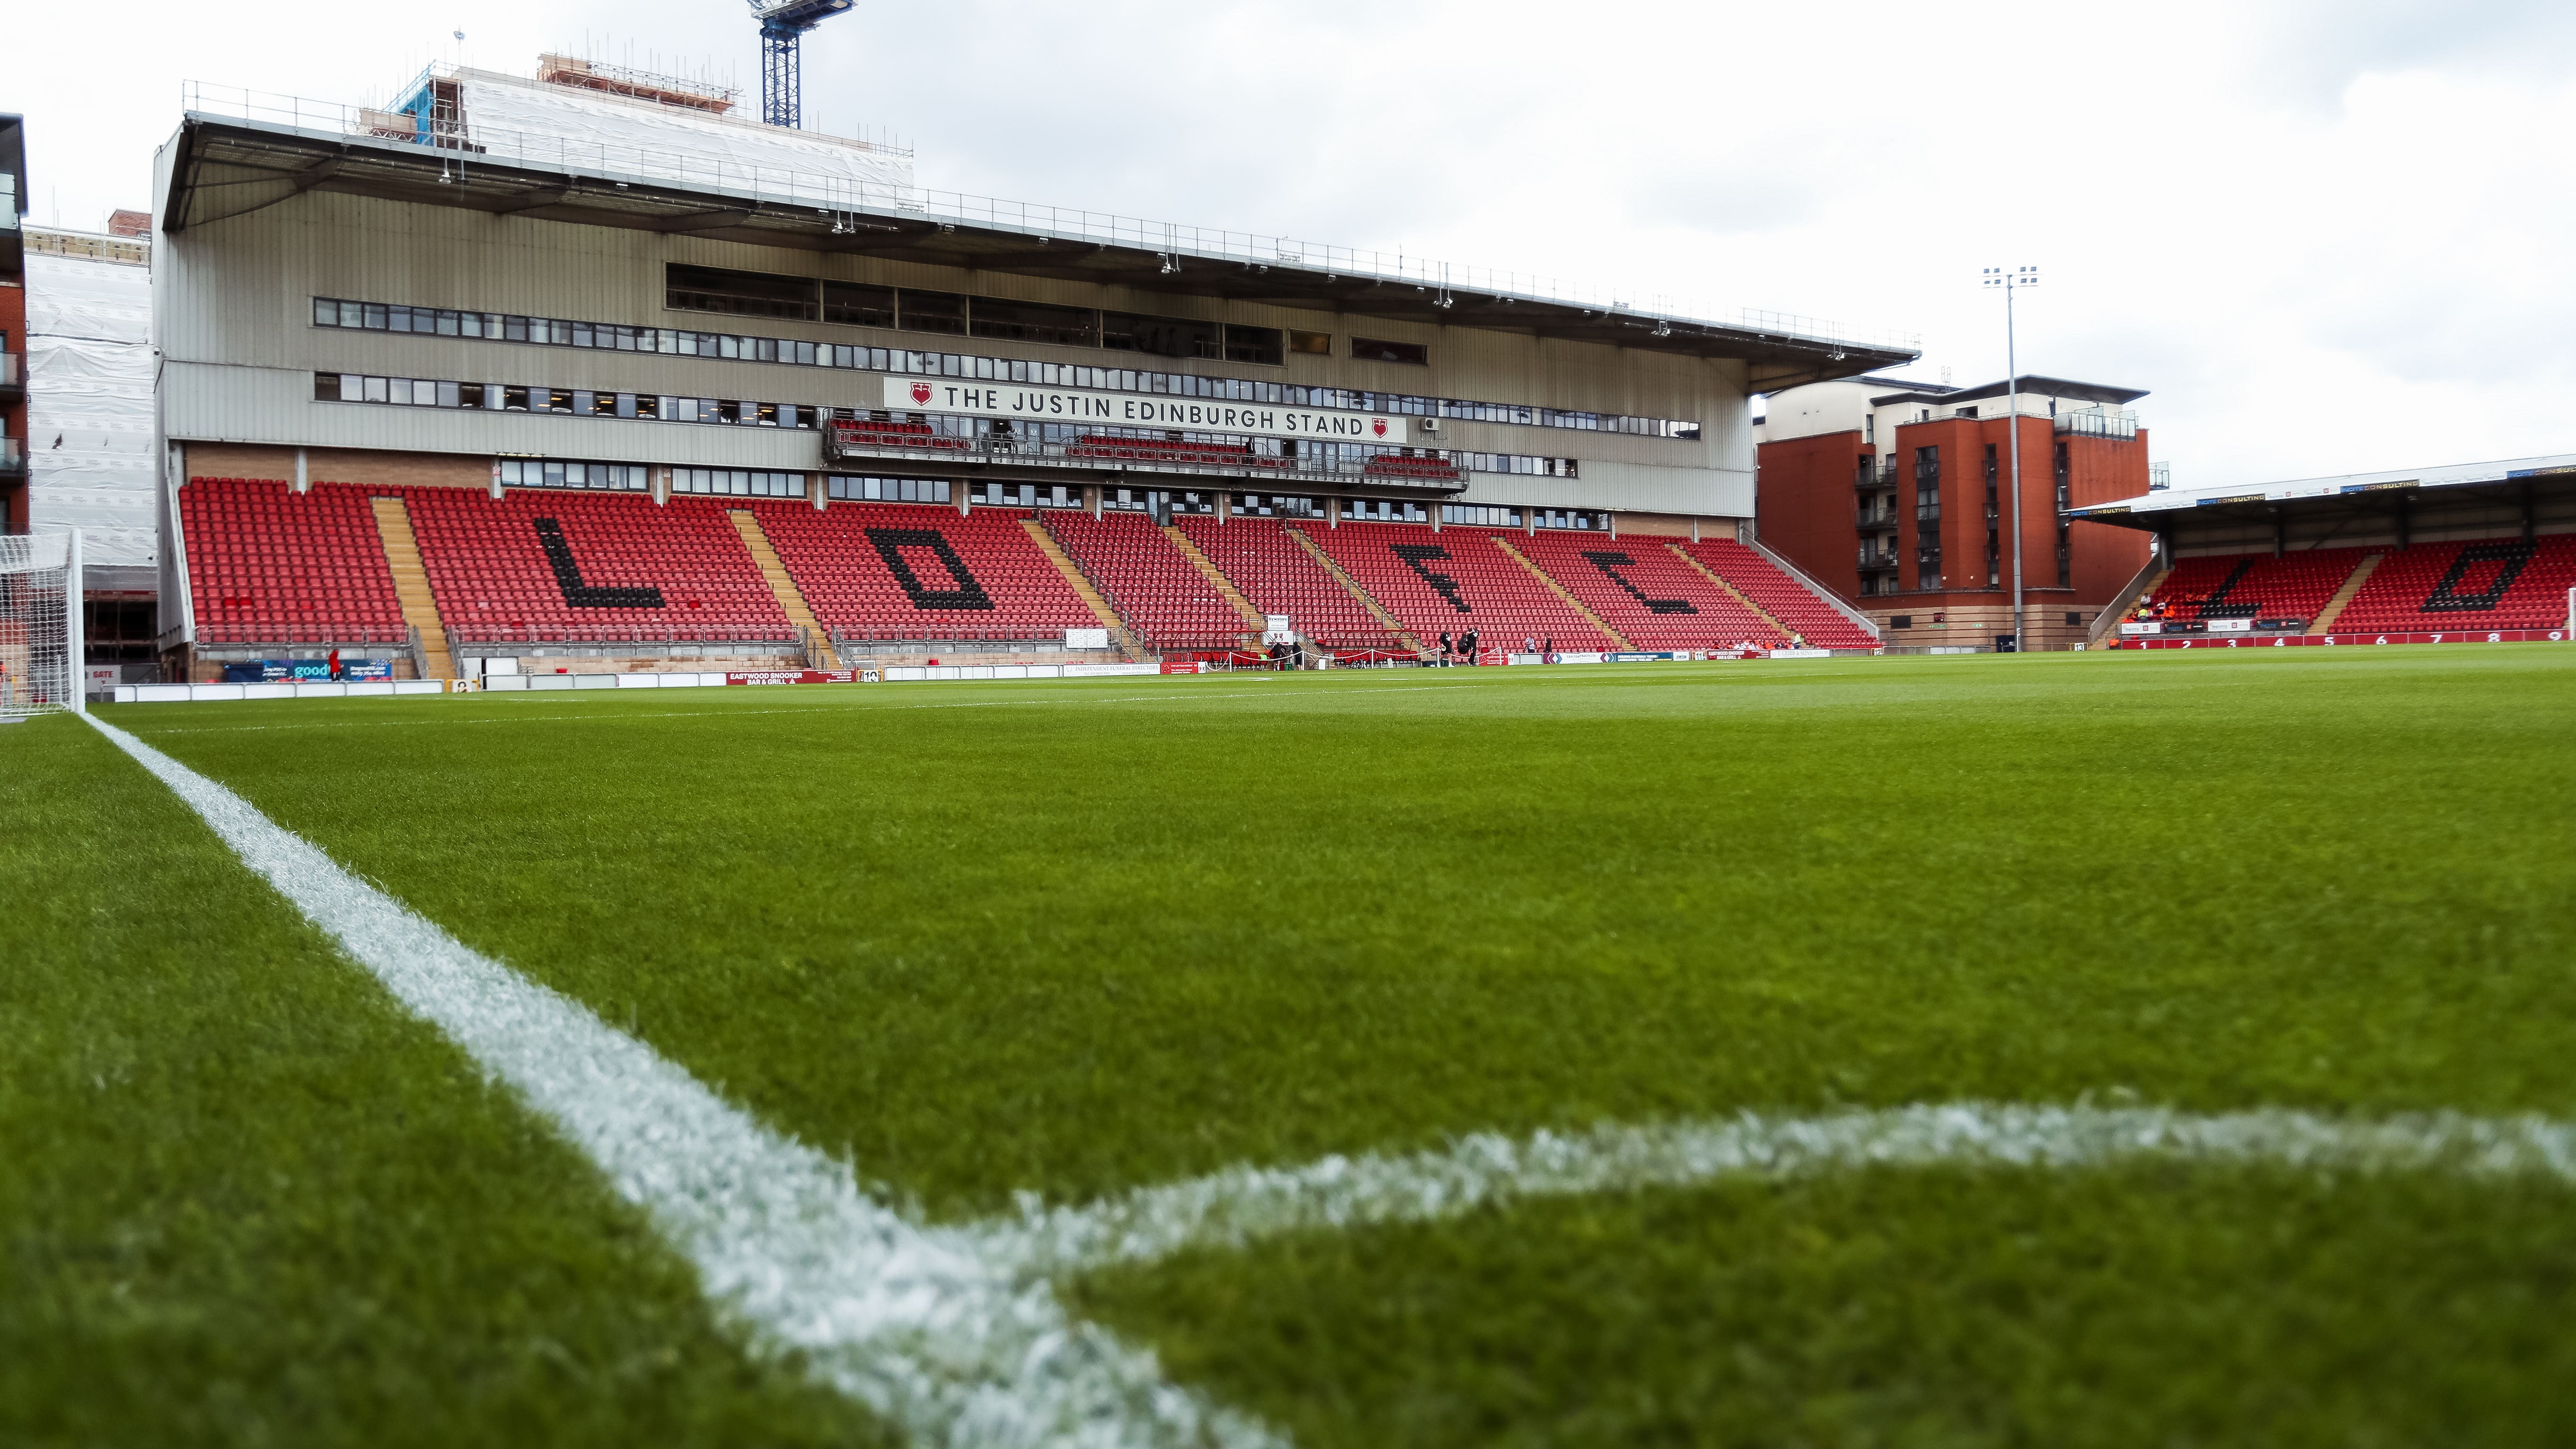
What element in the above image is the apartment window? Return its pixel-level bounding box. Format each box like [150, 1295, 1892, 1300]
[972, 297, 1099, 349]
[897, 289, 969, 336]
[665, 264, 819, 322]
[1102, 311, 1220, 360]
[1351, 337, 1429, 366]
[821, 281, 897, 329]
[1222, 324, 1284, 367]
[1287, 330, 1331, 356]
[1864, 414, 1875, 445]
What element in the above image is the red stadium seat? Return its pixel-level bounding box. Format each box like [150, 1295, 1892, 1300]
[749, 500, 1097, 642]
[1677, 539, 1879, 651]
[1174, 516, 1407, 651]
[402, 487, 794, 643]
[1302, 521, 1612, 652]
[1046, 511, 1248, 651]
[178, 477, 411, 645]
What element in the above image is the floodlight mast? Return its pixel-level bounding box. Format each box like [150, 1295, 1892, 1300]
[748, 0, 854, 129]
[1981, 265, 2040, 653]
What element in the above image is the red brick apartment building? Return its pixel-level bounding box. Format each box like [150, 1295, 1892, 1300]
[1754, 374, 2157, 650]
[2, 115, 26, 533]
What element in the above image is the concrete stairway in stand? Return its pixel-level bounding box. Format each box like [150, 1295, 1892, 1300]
[1165, 523, 1267, 640]
[1285, 524, 1425, 652]
[2308, 553, 2384, 635]
[728, 509, 838, 668]
[369, 495, 453, 680]
[1022, 517, 1144, 658]
[1489, 533, 1633, 649]
[1662, 541, 1794, 642]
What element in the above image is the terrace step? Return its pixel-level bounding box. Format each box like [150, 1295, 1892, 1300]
[1164, 523, 1267, 630]
[2308, 553, 2384, 635]
[1285, 524, 1425, 652]
[727, 509, 839, 668]
[1490, 533, 1633, 650]
[1662, 540, 1794, 643]
[369, 495, 453, 680]
[1022, 516, 1144, 659]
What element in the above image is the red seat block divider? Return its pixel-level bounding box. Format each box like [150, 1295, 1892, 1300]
[1173, 516, 1406, 650]
[179, 477, 411, 645]
[1302, 521, 1611, 651]
[1513, 531, 1780, 650]
[1045, 510, 1245, 650]
[751, 500, 1096, 641]
[1678, 539, 1879, 650]
[402, 487, 792, 642]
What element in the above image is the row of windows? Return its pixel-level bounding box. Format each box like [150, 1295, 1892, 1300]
[828, 476, 954, 504]
[312, 372, 1574, 478]
[968, 482, 1083, 509]
[1441, 504, 1525, 527]
[1534, 509, 1610, 531]
[317, 373, 822, 429]
[495, 458, 648, 492]
[673, 469, 807, 499]
[1346, 499, 1430, 523]
[313, 290, 1699, 440]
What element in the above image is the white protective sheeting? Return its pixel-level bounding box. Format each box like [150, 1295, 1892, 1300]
[25, 251, 158, 570]
[455, 71, 912, 198]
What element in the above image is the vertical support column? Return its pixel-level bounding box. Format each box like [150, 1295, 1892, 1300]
[294, 448, 309, 493]
[67, 527, 87, 715]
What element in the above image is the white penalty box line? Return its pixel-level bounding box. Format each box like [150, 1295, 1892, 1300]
[82, 711, 2576, 1448]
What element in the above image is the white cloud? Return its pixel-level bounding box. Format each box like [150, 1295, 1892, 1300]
[7, 0, 2575, 488]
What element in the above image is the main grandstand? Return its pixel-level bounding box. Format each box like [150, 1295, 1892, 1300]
[145, 59, 1906, 683]
[2069, 452, 2576, 648]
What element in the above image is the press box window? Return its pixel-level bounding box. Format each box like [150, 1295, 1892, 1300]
[1352, 337, 1429, 366]
[496, 459, 648, 491]
[666, 264, 820, 322]
[898, 289, 969, 336]
[672, 468, 808, 499]
[1103, 311, 1220, 360]
[972, 298, 1099, 349]
[821, 281, 897, 329]
[1222, 325, 1283, 367]
[1287, 330, 1331, 356]
[826, 475, 950, 504]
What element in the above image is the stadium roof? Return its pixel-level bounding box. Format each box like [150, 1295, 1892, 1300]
[160, 79, 1920, 391]
[2068, 451, 2576, 529]
[1873, 375, 2146, 408]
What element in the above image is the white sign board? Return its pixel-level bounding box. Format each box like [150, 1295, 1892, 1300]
[1264, 615, 1291, 632]
[883, 377, 1407, 445]
[1064, 627, 1110, 650]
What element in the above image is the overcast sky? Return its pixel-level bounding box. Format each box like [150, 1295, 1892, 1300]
[10, 0, 2576, 490]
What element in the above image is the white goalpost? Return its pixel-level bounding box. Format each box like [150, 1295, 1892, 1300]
[0, 530, 83, 719]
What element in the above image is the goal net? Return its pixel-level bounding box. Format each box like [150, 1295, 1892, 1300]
[0, 531, 81, 717]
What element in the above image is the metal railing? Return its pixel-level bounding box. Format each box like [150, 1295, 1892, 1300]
[180, 77, 1918, 354]
[829, 434, 1484, 492]
[2058, 407, 2139, 440]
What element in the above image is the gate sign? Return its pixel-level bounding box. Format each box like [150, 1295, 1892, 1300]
[881, 376, 1405, 445]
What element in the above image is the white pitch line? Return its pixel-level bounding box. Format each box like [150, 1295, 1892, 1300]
[81, 713, 1280, 1449]
[979, 1102, 2576, 1280]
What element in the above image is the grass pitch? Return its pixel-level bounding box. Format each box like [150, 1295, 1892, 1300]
[13, 647, 2576, 1445]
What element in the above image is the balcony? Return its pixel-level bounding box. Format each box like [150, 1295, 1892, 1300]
[2057, 407, 2138, 440]
[1857, 547, 1900, 572]
[0, 436, 22, 479]
[1857, 507, 1898, 529]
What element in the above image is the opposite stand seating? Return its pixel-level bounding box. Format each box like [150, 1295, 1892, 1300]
[402, 487, 793, 641]
[1513, 531, 1781, 650]
[1679, 539, 1880, 650]
[2328, 534, 2576, 635]
[1173, 516, 1406, 651]
[751, 501, 1097, 641]
[2147, 548, 2370, 627]
[1304, 521, 1612, 651]
[179, 477, 411, 644]
[1045, 511, 1246, 651]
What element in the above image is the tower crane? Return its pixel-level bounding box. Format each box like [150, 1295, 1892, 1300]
[748, 0, 853, 129]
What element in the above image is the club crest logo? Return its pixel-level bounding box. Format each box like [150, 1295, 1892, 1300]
[1372, 418, 1388, 436]
[910, 382, 933, 405]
